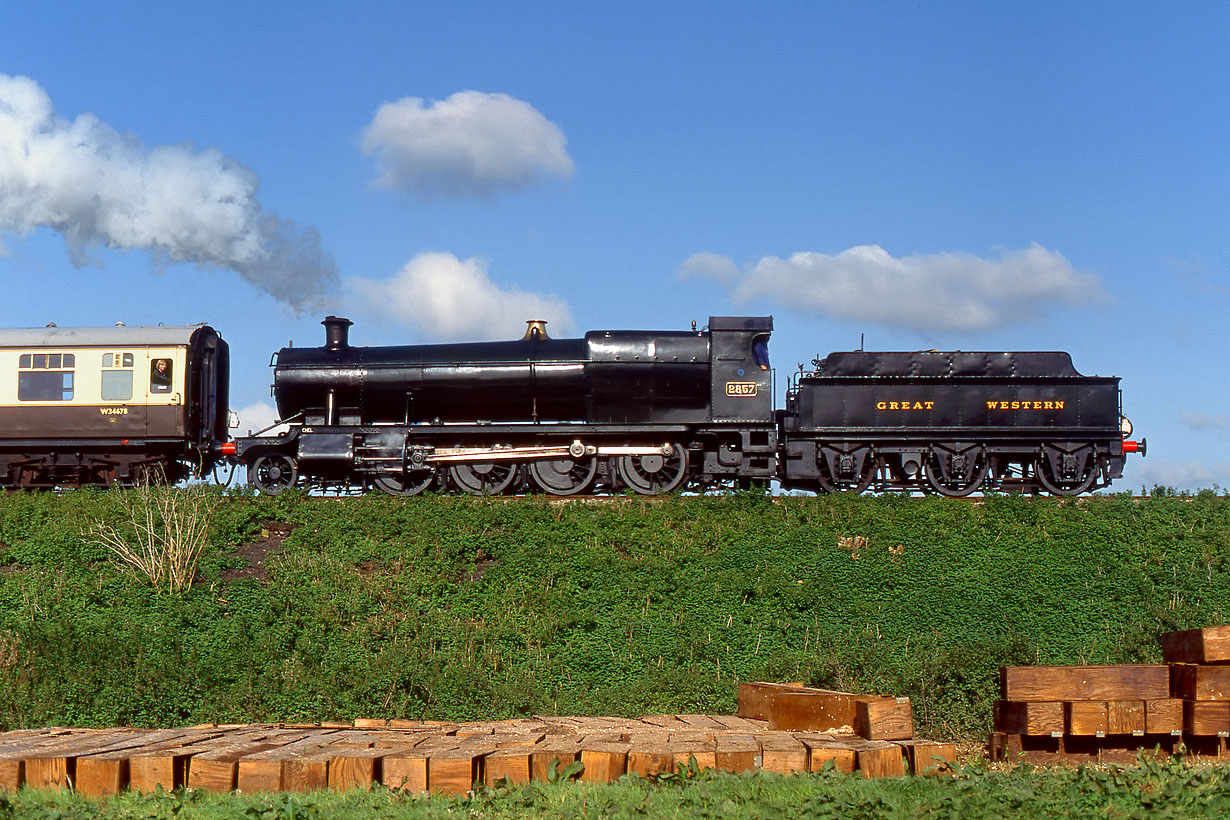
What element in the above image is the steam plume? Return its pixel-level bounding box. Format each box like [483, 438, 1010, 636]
[0, 74, 337, 308]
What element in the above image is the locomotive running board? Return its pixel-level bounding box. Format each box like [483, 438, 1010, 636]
[427, 441, 674, 463]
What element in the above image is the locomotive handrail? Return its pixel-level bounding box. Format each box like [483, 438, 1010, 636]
[248, 411, 303, 438]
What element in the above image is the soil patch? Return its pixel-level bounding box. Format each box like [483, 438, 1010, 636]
[220, 521, 297, 583]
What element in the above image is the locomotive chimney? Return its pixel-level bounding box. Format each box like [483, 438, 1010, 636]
[522, 320, 550, 340]
[322, 316, 354, 350]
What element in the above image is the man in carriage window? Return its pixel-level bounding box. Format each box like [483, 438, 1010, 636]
[150, 358, 173, 392]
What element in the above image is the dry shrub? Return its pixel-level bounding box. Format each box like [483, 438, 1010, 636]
[91, 475, 219, 593]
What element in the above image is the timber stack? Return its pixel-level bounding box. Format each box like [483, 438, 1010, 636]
[0, 686, 954, 796]
[735, 681, 953, 777]
[991, 625, 1230, 762]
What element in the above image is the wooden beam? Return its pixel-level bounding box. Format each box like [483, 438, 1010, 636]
[757, 732, 808, 774]
[1145, 699, 1184, 735]
[1000, 665, 1169, 701]
[530, 737, 581, 782]
[1107, 701, 1146, 736]
[579, 742, 629, 783]
[484, 748, 531, 787]
[1065, 702, 1109, 736]
[714, 734, 760, 773]
[427, 745, 493, 795]
[1160, 626, 1230, 664]
[1171, 664, 1230, 701]
[896, 740, 956, 775]
[855, 697, 913, 741]
[1184, 701, 1230, 736]
[799, 735, 856, 773]
[736, 682, 814, 721]
[626, 741, 675, 778]
[994, 701, 1064, 736]
[844, 738, 906, 778]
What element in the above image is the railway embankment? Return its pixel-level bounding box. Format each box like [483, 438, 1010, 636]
[0, 488, 1226, 742]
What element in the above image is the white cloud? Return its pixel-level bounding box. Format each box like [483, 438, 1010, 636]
[361, 91, 574, 198]
[1179, 409, 1228, 431]
[348, 251, 575, 340]
[233, 401, 288, 437]
[0, 74, 337, 309]
[681, 243, 1104, 333]
[678, 252, 741, 288]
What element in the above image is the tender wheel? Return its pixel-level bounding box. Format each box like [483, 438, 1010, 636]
[1036, 444, 1098, 496]
[816, 446, 877, 494]
[373, 469, 436, 496]
[615, 442, 688, 495]
[529, 457, 597, 496]
[924, 447, 990, 498]
[248, 453, 297, 495]
[450, 461, 519, 495]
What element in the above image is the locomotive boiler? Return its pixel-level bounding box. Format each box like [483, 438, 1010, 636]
[234, 316, 777, 495]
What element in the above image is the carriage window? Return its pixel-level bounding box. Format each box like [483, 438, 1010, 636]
[101, 352, 134, 401]
[17, 352, 75, 401]
[150, 358, 173, 393]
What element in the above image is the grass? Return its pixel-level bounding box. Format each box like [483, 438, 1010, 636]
[3, 757, 1230, 819]
[0, 488, 1227, 738]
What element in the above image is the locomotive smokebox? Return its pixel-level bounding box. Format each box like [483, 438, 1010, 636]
[322, 316, 354, 350]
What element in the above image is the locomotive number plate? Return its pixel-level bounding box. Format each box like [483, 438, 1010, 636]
[725, 382, 758, 397]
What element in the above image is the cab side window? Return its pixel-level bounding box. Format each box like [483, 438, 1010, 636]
[17, 353, 75, 401]
[752, 338, 770, 371]
[101, 353, 134, 401]
[150, 358, 173, 393]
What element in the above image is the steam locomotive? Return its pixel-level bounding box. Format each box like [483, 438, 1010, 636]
[230, 315, 1143, 497]
[0, 315, 1144, 495]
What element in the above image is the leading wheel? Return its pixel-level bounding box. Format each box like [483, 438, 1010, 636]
[529, 457, 597, 496]
[615, 442, 688, 495]
[373, 469, 436, 496]
[248, 453, 297, 495]
[450, 461, 519, 495]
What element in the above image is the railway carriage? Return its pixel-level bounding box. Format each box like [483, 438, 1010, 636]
[0, 323, 230, 488]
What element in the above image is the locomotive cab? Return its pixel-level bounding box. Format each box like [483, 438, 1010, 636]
[707, 316, 774, 424]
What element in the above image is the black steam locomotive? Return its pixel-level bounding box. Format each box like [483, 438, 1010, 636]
[230, 315, 1143, 497]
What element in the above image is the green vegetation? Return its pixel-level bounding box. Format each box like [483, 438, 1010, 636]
[2, 758, 1229, 819]
[0, 488, 1228, 739]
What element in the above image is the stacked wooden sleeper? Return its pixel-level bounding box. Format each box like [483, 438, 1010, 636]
[0, 685, 955, 795]
[991, 625, 1230, 762]
[1164, 625, 1230, 754]
[735, 682, 956, 777]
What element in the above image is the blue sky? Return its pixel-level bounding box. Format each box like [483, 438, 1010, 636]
[1, 1, 1227, 491]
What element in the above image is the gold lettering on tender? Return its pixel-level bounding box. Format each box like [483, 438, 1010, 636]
[1055, 401, 1064, 410]
[986, 401, 999, 409]
[1044, 401, 1053, 409]
[879, 400, 938, 411]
